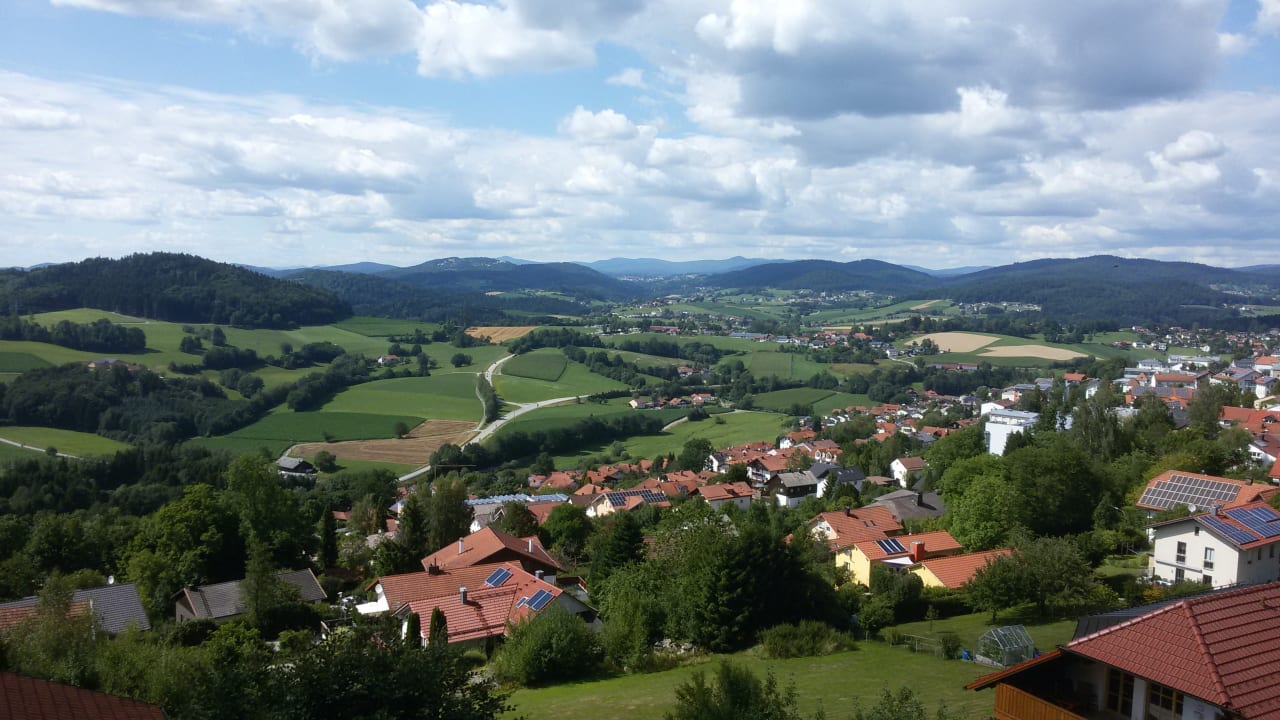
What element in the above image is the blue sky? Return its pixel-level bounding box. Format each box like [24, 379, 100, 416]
[2, 0, 1280, 269]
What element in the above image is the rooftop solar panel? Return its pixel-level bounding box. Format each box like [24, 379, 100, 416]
[875, 538, 907, 555]
[1139, 474, 1242, 510]
[527, 589, 554, 611]
[1201, 515, 1256, 546]
[1225, 507, 1280, 539]
[484, 567, 513, 588]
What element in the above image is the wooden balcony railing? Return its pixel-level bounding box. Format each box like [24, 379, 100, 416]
[991, 683, 1088, 720]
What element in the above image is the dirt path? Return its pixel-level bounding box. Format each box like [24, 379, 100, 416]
[0, 436, 80, 459]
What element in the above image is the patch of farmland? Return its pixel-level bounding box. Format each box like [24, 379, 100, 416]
[292, 419, 474, 467]
[466, 326, 539, 343]
[321, 374, 482, 422]
[750, 388, 838, 413]
[502, 349, 567, 382]
[0, 352, 52, 372]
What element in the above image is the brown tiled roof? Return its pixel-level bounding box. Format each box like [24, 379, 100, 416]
[0, 672, 165, 719]
[1065, 582, 1280, 718]
[0, 600, 89, 632]
[895, 456, 927, 471]
[420, 526, 562, 574]
[809, 507, 902, 550]
[377, 562, 542, 614]
[915, 548, 1012, 589]
[693, 482, 755, 503]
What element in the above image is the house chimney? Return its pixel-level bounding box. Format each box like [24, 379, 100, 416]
[457, 539, 464, 554]
[427, 561, 440, 575]
[915, 492, 924, 507]
[910, 541, 925, 563]
[528, 538, 534, 553]
[535, 570, 544, 580]
[460, 587, 468, 604]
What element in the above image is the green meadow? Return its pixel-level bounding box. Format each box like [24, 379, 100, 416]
[192, 411, 423, 458]
[0, 426, 130, 457]
[321, 374, 482, 422]
[550, 410, 787, 467]
[495, 362, 628, 404]
[502, 349, 568, 382]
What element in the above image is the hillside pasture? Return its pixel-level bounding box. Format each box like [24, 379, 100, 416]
[292, 419, 474, 467]
[748, 351, 793, 378]
[321, 374, 482, 422]
[494, 362, 628, 404]
[502, 349, 567, 382]
[332, 316, 438, 337]
[751, 388, 841, 413]
[0, 426, 130, 457]
[197, 411, 424, 458]
[0, 352, 52, 372]
[549, 410, 787, 468]
[466, 326, 538, 343]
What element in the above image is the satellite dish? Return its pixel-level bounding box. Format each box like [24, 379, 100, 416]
[1188, 505, 1197, 513]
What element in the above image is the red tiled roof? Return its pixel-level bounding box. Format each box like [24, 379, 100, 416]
[0, 672, 165, 720]
[693, 481, 755, 503]
[1220, 407, 1280, 434]
[1065, 582, 1280, 718]
[527, 502, 563, 525]
[377, 561, 546, 615]
[0, 600, 89, 632]
[853, 530, 961, 561]
[895, 456, 927, 471]
[403, 568, 562, 644]
[809, 507, 902, 550]
[421, 526, 562, 574]
[915, 548, 1012, 589]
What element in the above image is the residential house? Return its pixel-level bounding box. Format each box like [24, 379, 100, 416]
[691, 482, 756, 511]
[985, 409, 1039, 455]
[869, 489, 947, 524]
[911, 548, 1012, 590]
[810, 463, 865, 497]
[465, 494, 569, 533]
[421, 526, 562, 577]
[276, 457, 317, 477]
[175, 569, 326, 623]
[585, 489, 672, 518]
[769, 470, 820, 508]
[0, 672, 166, 720]
[1134, 470, 1269, 527]
[967, 582, 1280, 720]
[0, 582, 150, 635]
[1148, 501, 1280, 587]
[746, 454, 791, 486]
[889, 456, 927, 487]
[845, 530, 963, 585]
[806, 507, 903, 576]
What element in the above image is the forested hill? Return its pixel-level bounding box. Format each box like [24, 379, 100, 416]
[376, 257, 641, 301]
[709, 259, 938, 293]
[288, 269, 589, 323]
[0, 253, 350, 329]
[933, 256, 1280, 324]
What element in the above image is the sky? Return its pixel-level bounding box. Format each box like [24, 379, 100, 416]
[2, 1, 1280, 270]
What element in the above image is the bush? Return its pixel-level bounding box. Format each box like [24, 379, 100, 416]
[760, 621, 856, 659]
[491, 607, 602, 686]
[939, 631, 963, 660]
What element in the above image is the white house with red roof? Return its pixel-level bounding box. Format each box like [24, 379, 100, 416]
[1148, 501, 1280, 587]
[968, 582, 1280, 720]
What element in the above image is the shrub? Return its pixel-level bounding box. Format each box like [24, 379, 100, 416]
[939, 631, 963, 660]
[491, 607, 602, 686]
[760, 621, 856, 659]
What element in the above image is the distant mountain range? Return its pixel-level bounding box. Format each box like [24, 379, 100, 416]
[578, 256, 780, 277]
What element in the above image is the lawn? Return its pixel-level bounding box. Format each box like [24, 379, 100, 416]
[0, 426, 130, 457]
[508, 642, 995, 720]
[889, 609, 1077, 656]
[503, 349, 568, 382]
[0, 352, 53, 372]
[495, 362, 629, 404]
[321, 374, 482, 422]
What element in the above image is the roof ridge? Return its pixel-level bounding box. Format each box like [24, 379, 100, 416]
[1182, 601, 1230, 708]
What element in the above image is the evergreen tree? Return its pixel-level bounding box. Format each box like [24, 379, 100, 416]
[317, 509, 338, 570]
[425, 478, 473, 554]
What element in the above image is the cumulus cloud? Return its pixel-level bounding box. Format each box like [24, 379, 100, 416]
[558, 107, 639, 143]
[1259, 0, 1280, 34]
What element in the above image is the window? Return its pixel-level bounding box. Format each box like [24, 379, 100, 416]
[1106, 669, 1134, 716]
[1204, 547, 1215, 570]
[1194, 526, 1200, 536]
[1176, 541, 1187, 564]
[1203, 575, 1213, 585]
[1148, 682, 1184, 715]
[1175, 568, 1186, 582]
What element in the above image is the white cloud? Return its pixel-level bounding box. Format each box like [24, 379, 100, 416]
[558, 107, 639, 143]
[1259, 0, 1280, 34]
[1160, 130, 1227, 163]
[607, 68, 647, 88]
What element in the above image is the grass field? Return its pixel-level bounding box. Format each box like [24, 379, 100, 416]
[321, 374, 482, 422]
[610, 350, 684, 369]
[508, 641, 993, 720]
[751, 388, 841, 413]
[193, 411, 424, 458]
[332, 317, 439, 337]
[805, 299, 958, 326]
[292, 419, 475, 469]
[0, 352, 52, 372]
[749, 351, 793, 378]
[0, 426, 130, 457]
[550, 410, 788, 466]
[0, 441, 36, 464]
[495, 398, 694, 438]
[889, 610, 1076, 655]
[495, 362, 628, 404]
[502, 349, 567, 382]
[604, 333, 764, 356]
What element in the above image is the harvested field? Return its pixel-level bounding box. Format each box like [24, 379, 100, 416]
[910, 300, 940, 310]
[981, 345, 1087, 360]
[915, 332, 998, 352]
[466, 326, 538, 343]
[292, 419, 474, 466]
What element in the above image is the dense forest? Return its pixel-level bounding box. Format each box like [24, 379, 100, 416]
[0, 315, 146, 353]
[0, 253, 351, 329]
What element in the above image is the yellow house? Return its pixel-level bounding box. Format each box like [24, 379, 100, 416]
[911, 548, 1012, 590]
[845, 530, 963, 585]
[805, 507, 902, 575]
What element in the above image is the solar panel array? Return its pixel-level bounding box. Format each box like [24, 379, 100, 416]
[604, 490, 668, 506]
[875, 538, 907, 555]
[1201, 515, 1256, 546]
[484, 567, 513, 588]
[1225, 506, 1280, 539]
[528, 589, 554, 611]
[1137, 473, 1241, 510]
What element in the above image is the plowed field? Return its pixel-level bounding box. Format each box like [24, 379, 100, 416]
[292, 419, 475, 466]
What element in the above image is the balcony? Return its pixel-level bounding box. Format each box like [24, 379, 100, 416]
[992, 683, 1088, 720]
